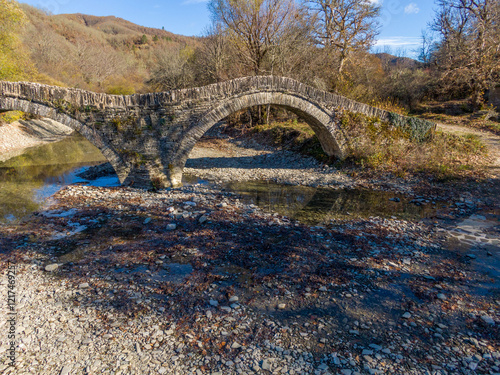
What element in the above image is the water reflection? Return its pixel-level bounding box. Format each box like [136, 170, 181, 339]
[222, 180, 445, 224]
[0, 134, 106, 222]
[1, 134, 446, 225]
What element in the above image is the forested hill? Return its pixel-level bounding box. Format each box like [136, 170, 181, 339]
[11, 4, 200, 94]
[4, 2, 424, 104]
[52, 13, 194, 46]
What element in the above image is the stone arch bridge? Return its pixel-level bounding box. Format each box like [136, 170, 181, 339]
[0, 76, 435, 188]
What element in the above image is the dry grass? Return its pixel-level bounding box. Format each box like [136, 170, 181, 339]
[243, 112, 489, 181]
[416, 100, 500, 135]
[368, 98, 410, 116]
[339, 111, 489, 180]
[0, 110, 24, 126]
[0, 111, 41, 126]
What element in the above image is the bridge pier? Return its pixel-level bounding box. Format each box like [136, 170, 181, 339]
[116, 164, 187, 189]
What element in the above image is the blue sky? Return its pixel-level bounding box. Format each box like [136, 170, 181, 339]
[371, 0, 436, 57]
[19, 0, 436, 58]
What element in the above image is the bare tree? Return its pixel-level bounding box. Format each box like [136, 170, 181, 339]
[25, 25, 68, 72]
[432, 0, 500, 108]
[268, 7, 316, 79]
[200, 23, 229, 83]
[418, 30, 436, 65]
[73, 39, 128, 87]
[306, 0, 380, 75]
[147, 45, 194, 91]
[208, 0, 298, 75]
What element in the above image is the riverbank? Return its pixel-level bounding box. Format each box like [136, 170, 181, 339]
[0, 119, 73, 162]
[0, 182, 498, 374]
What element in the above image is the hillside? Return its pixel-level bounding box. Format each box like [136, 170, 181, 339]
[17, 4, 201, 93]
[374, 53, 423, 70]
[53, 13, 194, 46]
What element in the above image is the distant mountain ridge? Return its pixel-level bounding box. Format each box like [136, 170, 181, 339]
[374, 53, 423, 69]
[57, 13, 194, 44]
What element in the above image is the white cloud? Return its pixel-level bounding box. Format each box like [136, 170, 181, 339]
[374, 36, 421, 48]
[404, 3, 420, 14]
[373, 37, 422, 58]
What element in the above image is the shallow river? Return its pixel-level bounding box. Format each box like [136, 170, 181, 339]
[0, 134, 445, 224]
[0, 134, 111, 222]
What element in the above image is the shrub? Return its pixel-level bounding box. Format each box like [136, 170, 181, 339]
[0, 111, 24, 125]
[106, 84, 136, 95]
[338, 111, 488, 179]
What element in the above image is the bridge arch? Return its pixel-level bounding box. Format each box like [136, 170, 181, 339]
[168, 90, 349, 186]
[0, 97, 130, 182]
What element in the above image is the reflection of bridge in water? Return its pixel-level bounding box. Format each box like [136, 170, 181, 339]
[0, 76, 435, 188]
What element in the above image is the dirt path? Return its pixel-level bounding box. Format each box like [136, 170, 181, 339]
[437, 122, 500, 178]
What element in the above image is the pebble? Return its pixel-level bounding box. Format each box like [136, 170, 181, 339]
[184, 139, 354, 188]
[481, 315, 495, 325]
[262, 359, 271, 371]
[317, 363, 328, 370]
[277, 303, 286, 310]
[166, 224, 177, 230]
[60, 365, 72, 375]
[45, 263, 59, 272]
[402, 312, 411, 319]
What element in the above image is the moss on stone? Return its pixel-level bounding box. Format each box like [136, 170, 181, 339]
[53, 99, 77, 115]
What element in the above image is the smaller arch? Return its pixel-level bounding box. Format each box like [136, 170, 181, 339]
[0, 97, 130, 182]
[165, 91, 348, 186]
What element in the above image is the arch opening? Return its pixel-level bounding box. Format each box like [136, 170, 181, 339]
[0, 97, 129, 183]
[167, 91, 347, 186]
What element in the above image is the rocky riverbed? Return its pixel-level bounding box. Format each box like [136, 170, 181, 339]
[184, 137, 354, 189]
[1, 126, 500, 374]
[0, 180, 499, 375]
